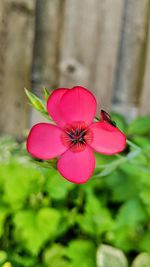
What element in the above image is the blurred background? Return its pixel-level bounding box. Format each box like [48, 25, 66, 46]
[0, 1, 150, 267]
[0, 0, 150, 137]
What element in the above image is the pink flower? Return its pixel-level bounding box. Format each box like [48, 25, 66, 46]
[27, 86, 126, 184]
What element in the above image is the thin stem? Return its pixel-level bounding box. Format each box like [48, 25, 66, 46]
[126, 139, 141, 150]
[94, 146, 142, 179]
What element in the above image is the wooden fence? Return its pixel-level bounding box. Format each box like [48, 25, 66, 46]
[0, 0, 150, 137]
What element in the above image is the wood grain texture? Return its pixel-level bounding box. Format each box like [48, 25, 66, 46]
[140, 14, 150, 115]
[0, 0, 36, 137]
[30, 0, 64, 126]
[114, 0, 150, 116]
[32, 0, 64, 96]
[59, 0, 124, 111]
[1, 0, 150, 137]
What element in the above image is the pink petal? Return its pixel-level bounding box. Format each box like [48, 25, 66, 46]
[27, 123, 67, 160]
[57, 146, 95, 184]
[47, 88, 68, 127]
[90, 122, 126, 155]
[59, 86, 97, 125]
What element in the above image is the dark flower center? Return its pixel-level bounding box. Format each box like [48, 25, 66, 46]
[61, 122, 93, 152]
[68, 128, 86, 144]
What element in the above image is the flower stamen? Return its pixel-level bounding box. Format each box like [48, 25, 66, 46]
[61, 122, 93, 152]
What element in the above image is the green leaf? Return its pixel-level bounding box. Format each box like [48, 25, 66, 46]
[43, 87, 50, 101]
[66, 239, 96, 267]
[105, 169, 140, 202]
[25, 88, 49, 118]
[131, 253, 150, 267]
[13, 208, 61, 255]
[2, 162, 43, 210]
[95, 157, 125, 178]
[127, 116, 150, 135]
[97, 244, 128, 267]
[140, 188, 150, 215]
[37, 207, 61, 239]
[139, 231, 150, 253]
[95, 153, 114, 167]
[112, 198, 147, 251]
[0, 251, 7, 264]
[44, 168, 74, 200]
[2, 262, 12, 267]
[77, 191, 112, 238]
[131, 136, 150, 149]
[43, 244, 68, 267]
[116, 198, 147, 227]
[10, 253, 36, 267]
[25, 88, 45, 110]
[0, 207, 9, 237]
[119, 162, 146, 177]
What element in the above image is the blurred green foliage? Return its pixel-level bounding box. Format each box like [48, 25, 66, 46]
[0, 115, 150, 267]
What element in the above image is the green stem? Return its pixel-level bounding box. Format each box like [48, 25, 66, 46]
[94, 140, 142, 178]
[126, 139, 141, 150]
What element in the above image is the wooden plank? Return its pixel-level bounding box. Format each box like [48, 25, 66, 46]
[113, 0, 149, 118]
[32, 0, 63, 95]
[59, 0, 124, 111]
[0, 0, 36, 137]
[30, 0, 64, 126]
[140, 16, 150, 115]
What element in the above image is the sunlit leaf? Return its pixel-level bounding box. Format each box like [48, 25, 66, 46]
[2, 162, 43, 210]
[131, 253, 150, 267]
[43, 244, 68, 267]
[13, 208, 61, 255]
[97, 244, 128, 267]
[0, 251, 7, 264]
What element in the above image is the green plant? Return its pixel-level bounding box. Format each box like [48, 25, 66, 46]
[0, 90, 149, 266]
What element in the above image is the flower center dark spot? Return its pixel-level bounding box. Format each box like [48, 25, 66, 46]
[61, 122, 93, 152]
[68, 128, 86, 144]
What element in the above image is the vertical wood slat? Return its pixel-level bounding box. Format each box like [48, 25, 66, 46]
[113, 0, 150, 119]
[59, 0, 124, 111]
[30, 0, 64, 126]
[140, 13, 150, 115]
[32, 0, 63, 95]
[0, 0, 150, 137]
[0, 0, 35, 137]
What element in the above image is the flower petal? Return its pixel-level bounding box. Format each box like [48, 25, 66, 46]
[27, 123, 67, 160]
[57, 146, 95, 184]
[60, 86, 97, 125]
[47, 88, 68, 127]
[90, 122, 126, 155]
